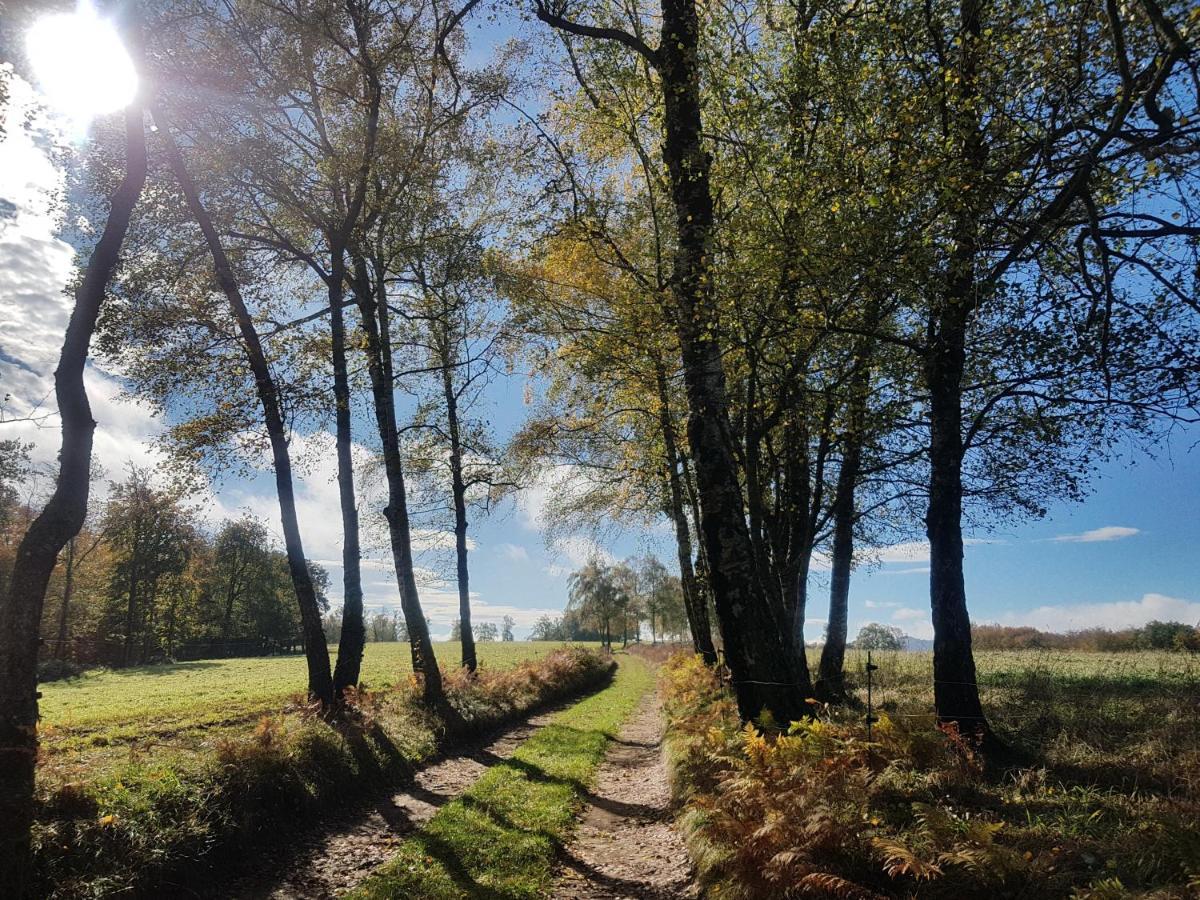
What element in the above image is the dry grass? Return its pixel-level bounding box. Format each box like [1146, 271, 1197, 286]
[662, 651, 1200, 899]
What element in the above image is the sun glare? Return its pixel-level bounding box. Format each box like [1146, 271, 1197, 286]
[25, 1, 139, 128]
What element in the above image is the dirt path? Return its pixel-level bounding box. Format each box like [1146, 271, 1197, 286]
[211, 706, 564, 899]
[553, 692, 700, 899]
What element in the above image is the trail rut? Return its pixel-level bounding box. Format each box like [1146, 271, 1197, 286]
[207, 705, 562, 899]
[553, 693, 700, 899]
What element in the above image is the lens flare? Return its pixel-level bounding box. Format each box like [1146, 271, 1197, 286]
[26, 1, 139, 126]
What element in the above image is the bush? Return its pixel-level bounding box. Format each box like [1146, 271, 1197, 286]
[38, 658, 86, 682]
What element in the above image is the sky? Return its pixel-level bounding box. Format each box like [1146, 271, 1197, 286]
[1, 12, 1197, 642]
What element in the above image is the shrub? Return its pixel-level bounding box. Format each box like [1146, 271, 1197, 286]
[38, 658, 86, 682]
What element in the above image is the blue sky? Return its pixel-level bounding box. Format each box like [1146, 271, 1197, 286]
[2, 14, 1197, 641]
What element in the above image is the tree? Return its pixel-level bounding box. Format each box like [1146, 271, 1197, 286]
[100, 468, 198, 666]
[146, 112, 336, 707]
[476, 621, 498, 641]
[0, 95, 146, 891]
[870, 0, 1200, 748]
[855, 624, 904, 652]
[501, 615, 515, 641]
[567, 559, 623, 648]
[535, 0, 813, 723]
[529, 615, 562, 641]
[398, 215, 513, 674]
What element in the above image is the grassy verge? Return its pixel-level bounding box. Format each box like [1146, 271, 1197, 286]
[34, 647, 614, 899]
[662, 651, 1200, 899]
[351, 653, 654, 899]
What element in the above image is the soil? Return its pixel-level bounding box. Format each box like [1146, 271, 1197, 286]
[552, 693, 700, 899]
[208, 706, 562, 899]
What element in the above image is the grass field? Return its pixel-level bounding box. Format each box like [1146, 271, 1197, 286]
[39, 641, 594, 757]
[833, 648, 1199, 769]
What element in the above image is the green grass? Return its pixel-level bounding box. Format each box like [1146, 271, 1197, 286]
[39, 641, 594, 759]
[35, 646, 616, 899]
[352, 654, 655, 899]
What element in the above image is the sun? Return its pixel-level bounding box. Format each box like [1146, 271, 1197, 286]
[25, 0, 139, 127]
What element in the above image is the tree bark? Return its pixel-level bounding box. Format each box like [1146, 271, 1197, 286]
[0, 104, 146, 896]
[654, 364, 716, 663]
[154, 109, 334, 707]
[440, 340, 476, 673]
[54, 538, 75, 659]
[329, 263, 367, 696]
[350, 257, 448, 712]
[926, 324, 991, 742]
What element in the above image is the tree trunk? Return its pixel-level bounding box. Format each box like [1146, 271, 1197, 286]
[154, 110, 334, 706]
[55, 538, 75, 660]
[351, 257, 448, 712]
[329, 264, 367, 696]
[0, 105, 146, 896]
[122, 535, 141, 667]
[657, 0, 808, 723]
[655, 364, 716, 663]
[816, 434, 861, 700]
[440, 341, 476, 673]
[926, 336, 992, 743]
[923, 0, 997, 750]
[220, 553, 241, 641]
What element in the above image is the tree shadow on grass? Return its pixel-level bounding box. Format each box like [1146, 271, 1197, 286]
[451, 793, 668, 899]
[109, 660, 226, 677]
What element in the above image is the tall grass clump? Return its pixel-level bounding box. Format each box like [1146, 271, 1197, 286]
[662, 652, 1200, 899]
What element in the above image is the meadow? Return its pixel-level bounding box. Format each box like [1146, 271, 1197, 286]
[39, 641, 592, 760]
[665, 649, 1200, 898]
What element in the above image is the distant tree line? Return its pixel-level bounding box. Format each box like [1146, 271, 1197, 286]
[972, 622, 1200, 653]
[531, 557, 690, 648]
[1, 455, 324, 670]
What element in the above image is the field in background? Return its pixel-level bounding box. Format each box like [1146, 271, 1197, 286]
[39, 641, 598, 766]
[832, 648, 1198, 759]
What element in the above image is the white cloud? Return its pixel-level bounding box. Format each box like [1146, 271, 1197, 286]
[1050, 525, 1140, 544]
[1, 74, 75, 418]
[514, 464, 603, 531]
[883, 566, 931, 575]
[996, 593, 1200, 632]
[892, 607, 926, 622]
[865, 600, 900, 609]
[496, 542, 530, 563]
[863, 538, 994, 566]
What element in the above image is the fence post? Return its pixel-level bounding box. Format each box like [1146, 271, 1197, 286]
[866, 650, 879, 741]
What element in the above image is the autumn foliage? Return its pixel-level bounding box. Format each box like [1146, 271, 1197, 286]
[660, 652, 1200, 898]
